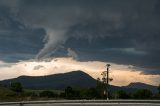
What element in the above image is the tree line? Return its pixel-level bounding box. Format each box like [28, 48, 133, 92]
[0, 80, 160, 101]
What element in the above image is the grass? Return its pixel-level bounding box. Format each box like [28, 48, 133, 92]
[0, 86, 16, 97]
[0, 86, 64, 102]
[25, 89, 64, 94]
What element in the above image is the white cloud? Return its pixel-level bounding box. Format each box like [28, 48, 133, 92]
[36, 29, 67, 59]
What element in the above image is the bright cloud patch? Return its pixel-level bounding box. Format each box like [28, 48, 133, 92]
[0, 57, 159, 86]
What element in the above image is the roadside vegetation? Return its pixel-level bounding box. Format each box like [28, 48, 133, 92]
[0, 82, 160, 102]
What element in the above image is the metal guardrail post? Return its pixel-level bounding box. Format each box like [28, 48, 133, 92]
[0, 100, 160, 105]
[19, 103, 24, 106]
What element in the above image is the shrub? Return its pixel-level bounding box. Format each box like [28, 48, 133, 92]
[39, 90, 57, 98]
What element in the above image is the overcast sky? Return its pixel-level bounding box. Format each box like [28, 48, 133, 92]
[0, 0, 160, 86]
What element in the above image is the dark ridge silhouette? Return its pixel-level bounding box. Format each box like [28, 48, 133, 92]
[0, 71, 158, 93]
[123, 82, 158, 93]
[0, 71, 96, 90]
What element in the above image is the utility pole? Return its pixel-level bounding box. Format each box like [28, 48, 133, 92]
[101, 64, 112, 100]
[106, 64, 110, 100]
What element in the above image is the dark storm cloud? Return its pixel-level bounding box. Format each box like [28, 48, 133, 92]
[0, 0, 160, 74]
[0, 3, 45, 62]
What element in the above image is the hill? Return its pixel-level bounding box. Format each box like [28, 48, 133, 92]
[0, 86, 15, 97]
[0, 71, 96, 90]
[123, 82, 158, 93]
[0, 71, 158, 93]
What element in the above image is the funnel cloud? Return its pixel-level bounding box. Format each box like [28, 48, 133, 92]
[0, 0, 160, 76]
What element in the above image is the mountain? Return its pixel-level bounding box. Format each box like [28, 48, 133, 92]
[123, 82, 158, 93]
[0, 71, 96, 90]
[0, 71, 158, 93]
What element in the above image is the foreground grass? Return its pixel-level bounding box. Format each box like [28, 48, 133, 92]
[0, 87, 63, 102]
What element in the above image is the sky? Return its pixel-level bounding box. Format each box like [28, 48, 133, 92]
[0, 0, 160, 86]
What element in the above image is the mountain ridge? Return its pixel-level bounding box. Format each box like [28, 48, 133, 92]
[123, 82, 158, 93]
[0, 70, 96, 90]
[0, 71, 158, 93]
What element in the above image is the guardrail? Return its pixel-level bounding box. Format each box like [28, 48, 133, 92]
[0, 100, 160, 106]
